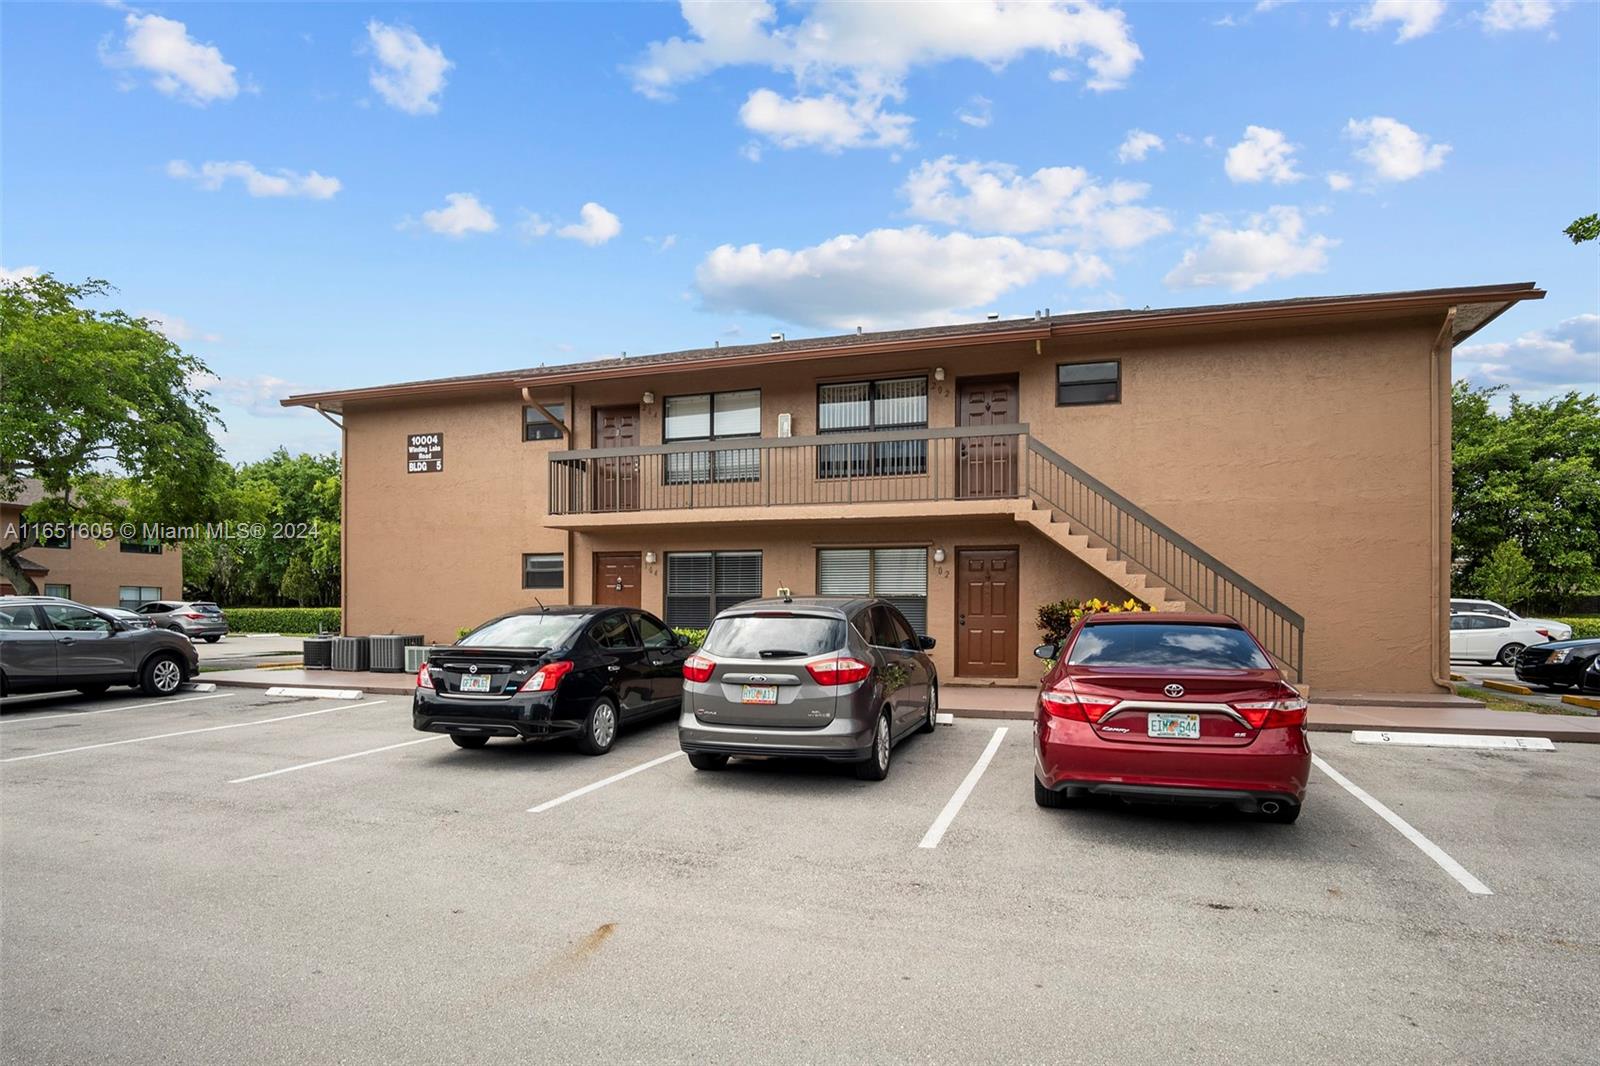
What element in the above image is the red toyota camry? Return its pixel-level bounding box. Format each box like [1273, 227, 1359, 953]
[1033, 613, 1312, 823]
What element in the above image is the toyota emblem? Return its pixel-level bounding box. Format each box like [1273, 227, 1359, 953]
[1163, 683, 1184, 698]
[469, 665, 479, 674]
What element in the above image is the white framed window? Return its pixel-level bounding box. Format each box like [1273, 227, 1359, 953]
[664, 390, 761, 484]
[818, 547, 928, 635]
[43, 583, 71, 599]
[818, 376, 928, 478]
[119, 586, 161, 610]
[665, 551, 762, 628]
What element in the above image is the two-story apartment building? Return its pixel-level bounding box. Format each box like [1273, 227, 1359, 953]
[0, 481, 183, 608]
[284, 283, 1542, 695]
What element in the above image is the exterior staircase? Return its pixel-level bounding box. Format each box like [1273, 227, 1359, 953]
[1015, 507, 1189, 612]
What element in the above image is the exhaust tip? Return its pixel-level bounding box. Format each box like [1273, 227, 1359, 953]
[1260, 800, 1281, 815]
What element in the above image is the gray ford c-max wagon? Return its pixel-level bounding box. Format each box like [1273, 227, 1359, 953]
[677, 597, 938, 781]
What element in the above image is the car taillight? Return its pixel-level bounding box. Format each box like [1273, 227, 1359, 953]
[1233, 696, 1308, 729]
[1536, 628, 1551, 640]
[416, 663, 434, 689]
[682, 654, 715, 683]
[1038, 681, 1117, 722]
[182, 612, 205, 620]
[806, 657, 872, 686]
[519, 660, 575, 693]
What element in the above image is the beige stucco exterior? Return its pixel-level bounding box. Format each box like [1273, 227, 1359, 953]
[0, 502, 183, 607]
[331, 302, 1479, 694]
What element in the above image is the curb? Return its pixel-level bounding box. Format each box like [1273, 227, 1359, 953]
[1483, 679, 1534, 695]
[1562, 693, 1600, 712]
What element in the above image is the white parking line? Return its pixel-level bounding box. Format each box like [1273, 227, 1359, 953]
[527, 751, 684, 814]
[0, 693, 229, 725]
[229, 735, 448, 783]
[1311, 754, 1492, 896]
[0, 700, 392, 763]
[919, 726, 1008, 849]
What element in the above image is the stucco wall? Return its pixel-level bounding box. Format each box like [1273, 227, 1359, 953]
[0, 503, 183, 607]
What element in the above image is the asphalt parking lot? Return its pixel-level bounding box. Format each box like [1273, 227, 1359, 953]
[2, 687, 1596, 1065]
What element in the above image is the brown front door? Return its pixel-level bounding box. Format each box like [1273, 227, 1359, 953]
[592, 406, 640, 511]
[593, 552, 642, 608]
[957, 378, 1018, 498]
[956, 548, 1019, 677]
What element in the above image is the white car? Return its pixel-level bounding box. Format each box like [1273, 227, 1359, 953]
[1448, 612, 1555, 666]
[1450, 598, 1572, 642]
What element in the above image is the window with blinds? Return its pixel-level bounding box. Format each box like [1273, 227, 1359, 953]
[817, 547, 928, 635]
[817, 376, 928, 478]
[664, 390, 761, 484]
[664, 551, 763, 628]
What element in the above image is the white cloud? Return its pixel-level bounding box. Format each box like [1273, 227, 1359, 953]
[1345, 116, 1450, 181]
[655, 234, 679, 252]
[694, 226, 1087, 330]
[0, 265, 41, 284]
[1116, 129, 1163, 163]
[1224, 126, 1303, 184]
[366, 20, 451, 115]
[956, 95, 993, 128]
[193, 372, 306, 419]
[100, 12, 239, 105]
[1455, 314, 1599, 396]
[517, 211, 552, 239]
[739, 141, 764, 163]
[419, 193, 498, 237]
[166, 160, 341, 199]
[140, 311, 221, 344]
[1163, 206, 1335, 292]
[557, 202, 622, 246]
[902, 156, 1171, 249]
[738, 88, 911, 151]
[1326, 171, 1354, 191]
[1479, 0, 1555, 32]
[1047, 66, 1073, 82]
[632, 1, 1141, 149]
[1350, 0, 1447, 41]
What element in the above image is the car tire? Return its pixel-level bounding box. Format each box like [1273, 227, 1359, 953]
[1261, 802, 1302, 824]
[203, 636, 221, 644]
[855, 711, 892, 781]
[687, 752, 728, 771]
[1034, 776, 1081, 809]
[138, 654, 185, 697]
[918, 682, 938, 734]
[76, 684, 111, 697]
[450, 735, 490, 749]
[1496, 643, 1525, 667]
[576, 696, 619, 756]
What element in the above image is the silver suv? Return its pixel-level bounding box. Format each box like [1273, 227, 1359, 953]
[678, 597, 938, 781]
[134, 600, 229, 642]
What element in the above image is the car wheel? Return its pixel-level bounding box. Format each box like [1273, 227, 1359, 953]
[687, 752, 728, 771]
[76, 684, 111, 697]
[203, 636, 221, 644]
[1034, 777, 1081, 809]
[139, 654, 185, 697]
[1261, 802, 1302, 824]
[918, 682, 938, 734]
[450, 735, 490, 749]
[1496, 643, 1525, 668]
[854, 711, 892, 781]
[576, 697, 619, 756]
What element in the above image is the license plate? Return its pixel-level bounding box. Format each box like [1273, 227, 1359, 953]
[740, 685, 778, 704]
[1148, 712, 1200, 739]
[459, 674, 492, 693]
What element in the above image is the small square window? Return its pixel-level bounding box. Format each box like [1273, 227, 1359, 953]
[524, 403, 566, 442]
[43, 583, 71, 599]
[119, 538, 162, 555]
[523, 553, 564, 589]
[1056, 361, 1120, 406]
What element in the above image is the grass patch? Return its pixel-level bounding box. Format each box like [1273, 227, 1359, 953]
[1454, 684, 1588, 716]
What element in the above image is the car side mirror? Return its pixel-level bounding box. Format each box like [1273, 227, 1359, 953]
[675, 632, 690, 648]
[1033, 642, 1059, 660]
[918, 635, 936, 650]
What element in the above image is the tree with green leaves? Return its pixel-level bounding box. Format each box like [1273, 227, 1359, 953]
[1453, 382, 1600, 609]
[0, 274, 226, 593]
[1472, 540, 1535, 610]
[1565, 214, 1598, 244]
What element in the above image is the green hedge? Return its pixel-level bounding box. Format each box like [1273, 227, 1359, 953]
[1553, 616, 1600, 639]
[223, 607, 341, 634]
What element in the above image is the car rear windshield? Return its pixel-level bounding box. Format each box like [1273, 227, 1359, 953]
[459, 614, 584, 649]
[1068, 623, 1271, 670]
[702, 614, 844, 659]
[192, 603, 223, 615]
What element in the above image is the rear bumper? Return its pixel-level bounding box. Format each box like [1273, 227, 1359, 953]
[1034, 715, 1311, 807]
[679, 712, 875, 761]
[172, 620, 229, 636]
[413, 691, 581, 740]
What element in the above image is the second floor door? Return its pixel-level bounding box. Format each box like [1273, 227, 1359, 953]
[957, 377, 1018, 498]
[593, 405, 640, 511]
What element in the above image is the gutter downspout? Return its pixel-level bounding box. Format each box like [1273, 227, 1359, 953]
[1429, 308, 1456, 692]
[317, 404, 348, 638]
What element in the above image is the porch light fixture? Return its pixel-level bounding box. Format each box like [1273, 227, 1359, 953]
[642, 391, 655, 405]
[932, 548, 946, 564]
[645, 551, 657, 565]
[933, 367, 946, 382]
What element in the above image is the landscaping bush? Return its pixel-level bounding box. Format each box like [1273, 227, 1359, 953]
[1036, 597, 1148, 644]
[1554, 616, 1600, 639]
[673, 627, 707, 649]
[223, 606, 341, 634]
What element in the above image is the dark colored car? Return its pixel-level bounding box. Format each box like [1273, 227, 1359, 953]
[0, 596, 200, 698]
[1584, 656, 1600, 695]
[413, 606, 690, 755]
[678, 597, 938, 781]
[1033, 613, 1311, 823]
[1515, 638, 1600, 691]
[134, 600, 229, 642]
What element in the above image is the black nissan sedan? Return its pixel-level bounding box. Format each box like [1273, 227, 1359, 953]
[413, 606, 691, 755]
[1515, 638, 1600, 691]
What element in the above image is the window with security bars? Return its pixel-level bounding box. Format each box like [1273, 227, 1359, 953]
[664, 551, 763, 628]
[817, 547, 928, 635]
[664, 390, 761, 484]
[817, 377, 928, 478]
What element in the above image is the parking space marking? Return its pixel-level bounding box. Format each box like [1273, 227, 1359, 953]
[228, 735, 449, 783]
[1351, 731, 1555, 751]
[527, 750, 684, 814]
[0, 699, 393, 764]
[918, 726, 1008, 849]
[1311, 754, 1493, 896]
[0, 693, 229, 725]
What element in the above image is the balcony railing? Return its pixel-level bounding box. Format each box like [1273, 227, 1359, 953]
[548, 424, 1028, 515]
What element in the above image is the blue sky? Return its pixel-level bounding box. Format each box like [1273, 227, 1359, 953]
[3, 0, 1596, 460]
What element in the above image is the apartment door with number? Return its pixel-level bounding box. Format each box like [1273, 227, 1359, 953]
[956, 548, 1018, 677]
[593, 552, 642, 608]
[593, 406, 640, 511]
[957, 378, 1018, 498]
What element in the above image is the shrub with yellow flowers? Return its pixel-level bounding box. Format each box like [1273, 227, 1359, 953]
[1036, 597, 1148, 646]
